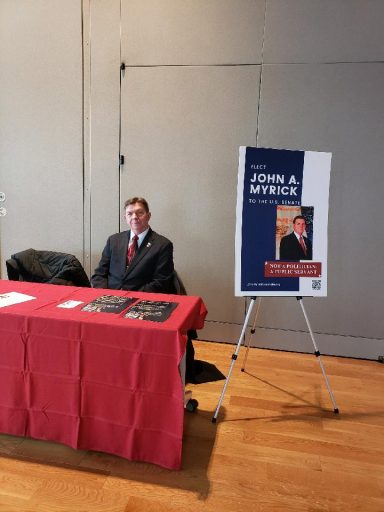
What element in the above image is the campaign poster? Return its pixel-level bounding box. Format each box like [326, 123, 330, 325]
[235, 147, 332, 297]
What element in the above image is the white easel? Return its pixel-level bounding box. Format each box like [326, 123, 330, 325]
[212, 296, 339, 423]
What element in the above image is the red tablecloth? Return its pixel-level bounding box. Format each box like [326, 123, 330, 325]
[0, 280, 207, 470]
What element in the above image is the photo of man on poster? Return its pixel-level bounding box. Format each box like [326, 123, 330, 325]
[279, 215, 313, 261]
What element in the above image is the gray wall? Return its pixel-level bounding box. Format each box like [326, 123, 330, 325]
[1, 0, 383, 359]
[0, 0, 84, 267]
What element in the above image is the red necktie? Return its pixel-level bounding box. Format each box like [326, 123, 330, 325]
[299, 236, 307, 256]
[127, 235, 138, 265]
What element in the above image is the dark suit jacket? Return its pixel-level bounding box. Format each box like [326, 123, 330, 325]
[279, 232, 313, 261]
[91, 228, 175, 293]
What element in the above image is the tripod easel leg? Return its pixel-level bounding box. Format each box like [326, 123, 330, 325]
[212, 298, 256, 423]
[241, 297, 262, 371]
[297, 297, 339, 413]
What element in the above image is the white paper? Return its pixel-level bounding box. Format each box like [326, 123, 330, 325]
[57, 300, 84, 309]
[0, 291, 36, 308]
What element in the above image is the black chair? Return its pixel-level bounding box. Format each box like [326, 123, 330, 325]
[6, 248, 91, 287]
[173, 270, 188, 295]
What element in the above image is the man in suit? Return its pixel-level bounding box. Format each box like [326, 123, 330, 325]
[91, 196, 203, 382]
[279, 215, 313, 261]
[91, 197, 175, 293]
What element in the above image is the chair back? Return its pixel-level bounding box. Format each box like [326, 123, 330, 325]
[173, 271, 187, 295]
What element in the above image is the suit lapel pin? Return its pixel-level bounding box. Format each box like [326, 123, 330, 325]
[146, 242, 152, 248]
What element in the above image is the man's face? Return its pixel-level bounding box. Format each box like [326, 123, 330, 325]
[293, 218, 306, 236]
[125, 202, 151, 235]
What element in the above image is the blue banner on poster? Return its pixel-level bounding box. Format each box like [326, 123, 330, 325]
[235, 147, 331, 297]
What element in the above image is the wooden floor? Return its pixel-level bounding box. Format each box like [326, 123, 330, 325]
[1, 340, 384, 512]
